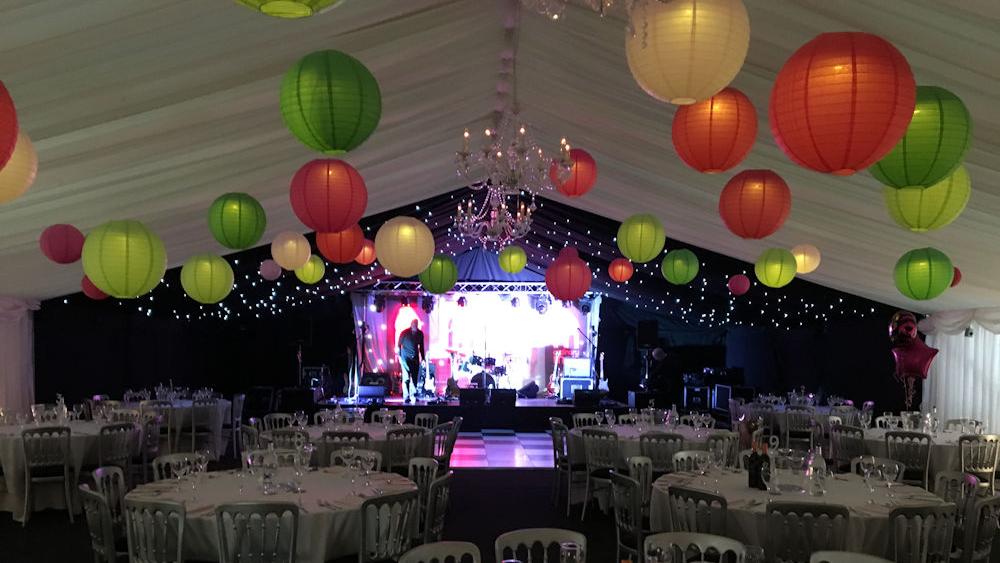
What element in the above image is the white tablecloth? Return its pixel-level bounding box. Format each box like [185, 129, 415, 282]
[261, 423, 432, 466]
[567, 425, 729, 464]
[650, 470, 944, 558]
[0, 421, 133, 522]
[863, 428, 963, 481]
[126, 467, 417, 563]
[125, 399, 231, 455]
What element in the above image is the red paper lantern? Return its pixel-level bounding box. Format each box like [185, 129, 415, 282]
[728, 274, 751, 296]
[290, 159, 367, 232]
[316, 224, 365, 264]
[355, 238, 376, 265]
[769, 32, 916, 175]
[550, 148, 597, 198]
[0, 81, 17, 170]
[81, 276, 109, 300]
[608, 258, 634, 283]
[546, 249, 592, 301]
[951, 267, 962, 288]
[718, 170, 791, 239]
[39, 224, 85, 264]
[672, 87, 757, 173]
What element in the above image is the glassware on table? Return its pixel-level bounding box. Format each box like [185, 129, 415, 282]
[362, 453, 375, 487]
[859, 410, 872, 431]
[761, 458, 778, 495]
[604, 409, 616, 428]
[394, 411, 405, 426]
[859, 455, 877, 503]
[645, 543, 671, 563]
[711, 448, 725, 492]
[593, 412, 604, 426]
[559, 541, 585, 563]
[881, 461, 900, 503]
[293, 410, 306, 427]
[744, 546, 766, 563]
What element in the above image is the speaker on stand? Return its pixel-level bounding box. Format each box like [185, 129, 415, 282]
[636, 320, 658, 388]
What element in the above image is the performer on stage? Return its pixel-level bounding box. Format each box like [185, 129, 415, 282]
[397, 319, 425, 403]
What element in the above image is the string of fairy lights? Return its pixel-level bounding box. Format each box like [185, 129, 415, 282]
[56, 190, 889, 329]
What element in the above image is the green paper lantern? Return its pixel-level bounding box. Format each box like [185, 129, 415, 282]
[498, 245, 527, 274]
[82, 220, 167, 299]
[894, 247, 953, 300]
[661, 249, 699, 285]
[180, 254, 234, 304]
[754, 248, 797, 289]
[207, 192, 267, 250]
[617, 214, 665, 263]
[419, 254, 459, 294]
[234, 0, 344, 18]
[870, 86, 971, 188]
[280, 50, 381, 155]
[294, 255, 326, 284]
[883, 165, 970, 232]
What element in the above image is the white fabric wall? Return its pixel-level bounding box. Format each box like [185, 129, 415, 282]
[0, 297, 39, 414]
[923, 315, 1000, 427]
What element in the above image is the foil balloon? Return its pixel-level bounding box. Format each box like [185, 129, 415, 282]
[889, 310, 938, 409]
[888, 310, 918, 347]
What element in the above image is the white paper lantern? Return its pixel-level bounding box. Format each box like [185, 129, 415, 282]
[374, 216, 435, 278]
[270, 231, 311, 270]
[625, 0, 750, 105]
[791, 244, 821, 274]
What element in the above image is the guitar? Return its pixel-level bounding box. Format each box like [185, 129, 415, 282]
[598, 352, 609, 391]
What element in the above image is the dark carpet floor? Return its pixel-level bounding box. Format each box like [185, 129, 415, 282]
[0, 468, 618, 563]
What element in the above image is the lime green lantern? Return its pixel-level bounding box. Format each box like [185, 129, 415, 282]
[180, 254, 234, 304]
[617, 214, 665, 263]
[208, 192, 267, 250]
[498, 245, 527, 274]
[234, 0, 344, 18]
[870, 86, 971, 188]
[280, 50, 381, 155]
[82, 220, 167, 299]
[894, 247, 953, 300]
[294, 255, 326, 284]
[661, 249, 699, 285]
[883, 165, 970, 232]
[754, 248, 797, 288]
[419, 254, 459, 294]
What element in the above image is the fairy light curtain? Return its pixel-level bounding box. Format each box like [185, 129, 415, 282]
[921, 307, 1000, 423]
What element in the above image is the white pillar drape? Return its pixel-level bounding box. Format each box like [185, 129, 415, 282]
[922, 307, 1000, 427]
[0, 297, 39, 414]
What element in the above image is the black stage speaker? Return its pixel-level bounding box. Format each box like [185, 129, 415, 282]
[358, 385, 386, 399]
[683, 385, 711, 410]
[459, 388, 486, 406]
[637, 320, 659, 349]
[561, 376, 592, 398]
[517, 381, 539, 399]
[361, 372, 390, 387]
[490, 389, 516, 408]
[573, 389, 604, 408]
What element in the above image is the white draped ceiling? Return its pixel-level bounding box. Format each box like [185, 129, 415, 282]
[0, 0, 997, 312]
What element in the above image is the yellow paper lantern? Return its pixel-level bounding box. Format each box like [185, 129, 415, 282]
[883, 165, 971, 232]
[625, 0, 750, 105]
[754, 248, 797, 288]
[0, 133, 37, 204]
[180, 254, 234, 304]
[270, 231, 311, 270]
[791, 244, 821, 274]
[294, 255, 326, 284]
[374, 216, 435, 278]
[82, 220, 167, 299]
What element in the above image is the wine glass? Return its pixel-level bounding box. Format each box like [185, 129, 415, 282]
[171, 458, 190, 493]
[394, 411, 405, 426]
[293, 410, 306, 427]
[711, 448, 725, 492]
[604, 409, 616, 429]
[645, 543, 670, 563]
[860, 456, 876, 504]
[362, 453, 375, 487]
[859, 410, 872, 432]
[761, 459, 777, 495]
[594, 412, 604, 427]
[882, 462, 900, 503]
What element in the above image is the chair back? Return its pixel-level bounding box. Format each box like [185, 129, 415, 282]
[245, 448, 298, 468]
[330, 448, 382, 471]
[99, 422, 135, 469]
[672, 450, 711, 473]
[549, 419, 569, 463]
[79, 485, 118, 563]
[93, 465, 127, 529]
[414, 413, 439, 429]
[262, 413, 293, 431]
[960, 494, 1000, 563]
[432, 422, 457, 468]
[359, 490, 419, 563]
[945, 418, 982, 432]
[495, 528, 587, 563]
[386, 427, 430, 471]
[609, 471, 645, 558]
[876, 415, 902, 429]
[888, 503, 956, 563]
[766, 501, 850, 563]
[829, 406, 860, 427]
[640, 432, 685, 473]
[626, 455, 653, 508]
[706, 432, 738, 466]
[266, 429, 309, 450]
[784, 410, 816, 449]
[810, 551, 891, 563]
[618, 414, 638, 425]
[111, 409, 141, 424]
[423, 472, 454, 544]
[215, 501, 299, 563]
[643, 531, 745, 563]
[933, 471, 979, 505]
[885, 431, 931, 487]
[581, 428, 619, 472]
[667, 485, 728, 534]
[572, 413, 600, 428]
[398, 541, 480, 563]
[152, 453, 195, 481]
[123, 497, 186, 563]
[829, 425, 865, 467]
[142, 414, 163, 456]
[22, 425, 71, 469]
[372, 409, 406, 424]
[408, 456, 440, 534]
[959, 434, 1000, 492]
[230, 394, 245, 427]
[319, 430, 371, 466]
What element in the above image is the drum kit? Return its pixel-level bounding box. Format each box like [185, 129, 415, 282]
[445, 347, 514, 389]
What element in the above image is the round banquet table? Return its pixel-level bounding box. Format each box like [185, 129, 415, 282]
[124, 399, 231, 455]
[650, 469, 945, 558]
[0, 420, 137, 522]
[125, 466, 417, 563]
[863, 428, 963, 480]
[261, 423, 432, 466]
[567, 425, 731, 464]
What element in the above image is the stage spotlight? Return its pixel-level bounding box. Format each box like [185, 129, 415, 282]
[422, 296, 434, 314]
[457, 296, 467, 308]
[510, 297, 519, 309]
[580, 300, 591, 314]
[534, 295, 550, 315]
[373, 295, 386, 313]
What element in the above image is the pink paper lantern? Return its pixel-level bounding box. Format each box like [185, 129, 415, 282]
[259, 259, 282, 281]
[39, 224, 85, 264]
[728, 274, 751, 296]
[81, 276, 109, 300]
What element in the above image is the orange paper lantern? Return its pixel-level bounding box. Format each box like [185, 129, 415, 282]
[316, 224, 365, 264]
[769, 32, 916, 175]
[672, 87, 757, 173]
[550, 148, 597, 198]
[355, 238, 376, 265]
[719, 170, 791, 239]
[289, 159, 367, 232]
[608, 258, 634, 283]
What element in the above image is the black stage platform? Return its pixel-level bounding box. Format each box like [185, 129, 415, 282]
[320, 397, 623, 432]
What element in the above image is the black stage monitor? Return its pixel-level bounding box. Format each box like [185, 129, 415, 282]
[459, 388, 486, 407]
[574, 389, 604, 408]
[361, 372, 390, 387]
[358, 385, 386, 399]
[490, 389, 516, 408]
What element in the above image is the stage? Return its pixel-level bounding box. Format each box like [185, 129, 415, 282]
[323, 396, 622, 432]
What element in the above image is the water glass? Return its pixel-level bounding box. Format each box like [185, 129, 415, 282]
[745, 546, 766, 563]
[559, 542, 584, 563]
